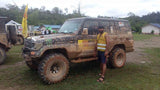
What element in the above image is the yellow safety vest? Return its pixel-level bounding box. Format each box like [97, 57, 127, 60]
[97, 32, 107, 52]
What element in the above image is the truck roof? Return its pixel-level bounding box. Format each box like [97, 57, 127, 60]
[68, 17, 128, 22]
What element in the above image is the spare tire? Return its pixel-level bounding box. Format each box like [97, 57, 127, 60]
[8, 26, 17, 45]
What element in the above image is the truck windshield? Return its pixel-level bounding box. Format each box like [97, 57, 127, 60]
[58, 20, 82, 34]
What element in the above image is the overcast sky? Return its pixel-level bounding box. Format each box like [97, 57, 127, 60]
[0, 0, 160, 17]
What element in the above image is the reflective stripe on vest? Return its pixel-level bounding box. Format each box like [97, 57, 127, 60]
[97, 43, 106, 46]
[97, 47, 106, 50]
[97, 32, 107, 51]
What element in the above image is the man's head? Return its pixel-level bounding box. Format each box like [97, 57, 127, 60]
[98, 26, 104, 34]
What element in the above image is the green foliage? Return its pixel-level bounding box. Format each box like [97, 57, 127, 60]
[151, 30, 154, 34]
[0, 4, 85, 25]
[126, 12, 160, 33]
[126, 12, 147, 33]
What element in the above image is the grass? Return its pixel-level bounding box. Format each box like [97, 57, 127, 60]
[5, 45, 23, 65]
[133, 33, 158, 41]
[0, 45, 160, 89]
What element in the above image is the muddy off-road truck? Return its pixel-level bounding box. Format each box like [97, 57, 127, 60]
[0, 17, 17, 64]
[23, 17, 134, 84]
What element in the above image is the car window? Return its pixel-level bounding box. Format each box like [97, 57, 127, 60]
[99, 21, 110, 33]
[109, 21, 117, 34]
[84, 21, 98, 35]
[119, 21, 129, 33]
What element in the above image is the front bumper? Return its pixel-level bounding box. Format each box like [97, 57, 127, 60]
[126, 46, 134, 52]
[23, 54, 32, 61]
[22, 47, 39, 61]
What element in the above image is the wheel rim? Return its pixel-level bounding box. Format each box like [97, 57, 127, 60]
[17, 37, 23, 44]
[50, 63, 61, 75]
[48, 60, 65, 79]
[116, 53, 124, 66]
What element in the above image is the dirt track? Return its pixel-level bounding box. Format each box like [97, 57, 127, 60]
[127, 36, 160, 64]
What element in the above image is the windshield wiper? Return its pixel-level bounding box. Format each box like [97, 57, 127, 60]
[68, 32, 73, 33]
[58, 32, 73, 34]
[58, 32, 65, 34]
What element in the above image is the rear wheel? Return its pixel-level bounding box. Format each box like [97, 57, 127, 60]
[16, 36, 24, 45]
[0, 47, 6, 65]
[38, 53, 69, 84]
[109, 48, 126, 68]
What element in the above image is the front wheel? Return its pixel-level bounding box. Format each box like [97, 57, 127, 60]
[38, 53, 69, 84]
[0, 47, 6, 65]
[109, 48, 126, 68]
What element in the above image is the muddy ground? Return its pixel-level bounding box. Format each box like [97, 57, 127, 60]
[127, 37, 160, 64]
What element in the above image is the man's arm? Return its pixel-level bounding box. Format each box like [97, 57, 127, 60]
[94, 40, 97, 57]
[105, 33, 109, 56]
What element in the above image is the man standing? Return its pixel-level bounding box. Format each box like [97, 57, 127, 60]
[94, 26, 109, 82]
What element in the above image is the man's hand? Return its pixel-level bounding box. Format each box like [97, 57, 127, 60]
[105, 51, 109, 57]
[94, 51, 97, 57]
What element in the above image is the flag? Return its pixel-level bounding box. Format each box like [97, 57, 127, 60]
[22, 5, 28, 38]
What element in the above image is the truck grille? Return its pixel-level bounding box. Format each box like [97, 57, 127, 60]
[24, 39, 34, 49]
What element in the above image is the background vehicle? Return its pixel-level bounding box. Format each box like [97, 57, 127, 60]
[23, 17, 134, 84]
[0, 17, 17, 64]
[5, 20, 24, 45]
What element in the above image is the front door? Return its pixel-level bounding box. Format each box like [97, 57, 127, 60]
[77, 20, 98, 57]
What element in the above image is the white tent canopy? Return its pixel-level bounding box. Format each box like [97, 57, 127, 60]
[5, 20, 21, 26]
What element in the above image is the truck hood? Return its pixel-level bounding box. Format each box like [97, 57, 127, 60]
[28, 34, 73, 41]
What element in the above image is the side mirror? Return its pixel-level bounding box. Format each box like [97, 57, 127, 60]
[82, 28, 88, 35]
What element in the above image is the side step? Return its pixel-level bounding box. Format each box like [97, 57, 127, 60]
[71, 57, 98, 63]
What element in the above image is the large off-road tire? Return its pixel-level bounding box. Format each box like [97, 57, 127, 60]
[109, 48, 126, 68]
[38, 53, 69, 84]
[16, 35, 24, 45]
[0, 47, 6, 65]
[26, 60, 38, 71]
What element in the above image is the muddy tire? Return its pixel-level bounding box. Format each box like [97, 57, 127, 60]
[0, 47, 6, 65]
[109, 48, 126, 68]
[16, 36, 24, 45]
[26, 61, 38, 70]
[38, 53, 69, 84]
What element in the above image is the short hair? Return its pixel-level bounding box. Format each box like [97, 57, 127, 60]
[98, 26, 104, 29]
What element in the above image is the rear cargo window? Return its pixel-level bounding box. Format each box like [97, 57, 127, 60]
[119, 21, 130, 33]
